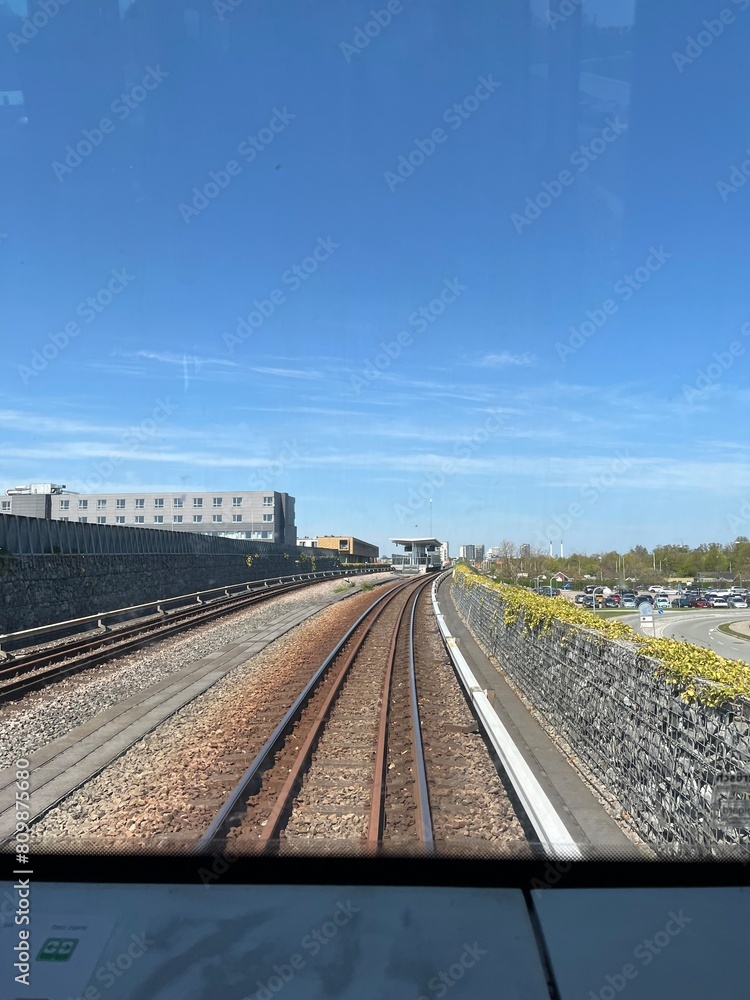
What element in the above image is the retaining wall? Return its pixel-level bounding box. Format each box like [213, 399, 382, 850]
[451, 571, 750, 848]
[0, 551, 340, 634]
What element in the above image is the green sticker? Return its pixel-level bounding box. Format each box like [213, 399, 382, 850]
[37, 937, 79, 962]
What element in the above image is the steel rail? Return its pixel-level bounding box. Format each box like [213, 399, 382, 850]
[0, 578, 336, 702]
[197, 577, 418, 851]
[367, 574, 435, 848]
[0, 568, 377, 658]
[408, 579, 435, 848]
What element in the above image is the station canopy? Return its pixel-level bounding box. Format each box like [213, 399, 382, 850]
[390, 537, 441, 548]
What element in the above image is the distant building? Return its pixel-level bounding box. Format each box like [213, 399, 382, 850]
[439, 541, 450, 564]
[2, 483, 296, 546]
[310, 536, 379, 564]
[520, 543, 531, 559]
[459, 544, 484, 563]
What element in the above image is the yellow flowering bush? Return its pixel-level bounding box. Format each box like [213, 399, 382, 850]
[453, 564, 750, 708]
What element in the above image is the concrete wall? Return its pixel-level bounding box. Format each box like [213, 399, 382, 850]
[0, 550, 341, 634]
[451, 573, 750, 849]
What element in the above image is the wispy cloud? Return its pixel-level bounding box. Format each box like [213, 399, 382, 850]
[471, 351, 536, 367]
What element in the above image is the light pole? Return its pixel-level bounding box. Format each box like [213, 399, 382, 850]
[535, 574, 545, 592]
[429, 498, 432, 537]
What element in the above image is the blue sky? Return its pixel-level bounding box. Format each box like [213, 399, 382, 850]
[2, 0, 750, 558]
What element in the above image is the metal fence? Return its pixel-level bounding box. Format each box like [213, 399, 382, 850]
[0, 513, 306, 558]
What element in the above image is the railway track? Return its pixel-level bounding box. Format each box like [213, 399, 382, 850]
[198, 573, 484, 855]
[0, 576, 342, 702]
[14, 571, 541, 856]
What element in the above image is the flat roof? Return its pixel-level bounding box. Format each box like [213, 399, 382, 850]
[390, 538, 442, 546]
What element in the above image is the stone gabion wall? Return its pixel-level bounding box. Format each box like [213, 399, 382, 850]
[451, 574, 750, 847]
[0, 551, 341, 634]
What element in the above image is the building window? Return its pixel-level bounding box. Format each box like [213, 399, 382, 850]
[154, 498, 164, 508]
[59, 499, 69, 510]
[78, 500, 88, 509]
[134, 515, 145, 523]
[212, 497, 222, 507]
[0, 501, 10, 511]
[193, 514, 203, 522]
[116, 499, 125, 509]
[232, 496, 242, 506]
[135, 499, 145, 509]
[232, 514, 242, 522]
[339, 540, 349, 549]
[193, 497, 203, 508]
[261, 530, 271, 539]
[154, 515, 164, 524]
[173, 515, 183, 523]
[173, 497, 183, 508]
[212, 514, 223, 522]
[262, 513, 273, 522]
[115, 516, 125, 524]
[78, 516, 87, 523]
[97, 516, 106, 524]
[262, 496, 273, 506]
[60, 516, 69, 522]
[97, 499, 106, 509]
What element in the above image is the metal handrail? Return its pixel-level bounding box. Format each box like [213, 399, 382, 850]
[0, 567, 380, 648]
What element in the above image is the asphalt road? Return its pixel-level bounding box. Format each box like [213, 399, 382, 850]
[618, 609, 750, 662]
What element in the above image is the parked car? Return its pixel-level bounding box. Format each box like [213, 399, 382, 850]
[671, 597, 697, 608]
[603, 598, 620, 608]
[621, 598, 637, 609]
[574, 593, 587, 604]
[710, 597, 729, 607]
[693, 598, 711, 608]
[655, 596, 671, 609]
[634, 593, 654, 603]
[728, 597, 748, 608]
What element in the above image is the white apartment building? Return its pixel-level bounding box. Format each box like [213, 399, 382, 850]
[2, 486, 296, 546]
